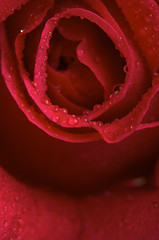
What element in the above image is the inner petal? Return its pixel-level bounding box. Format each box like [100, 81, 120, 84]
[47, 29, 104, 111]
[46, 16, 126, 114]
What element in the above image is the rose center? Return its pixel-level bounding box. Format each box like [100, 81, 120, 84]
[46, 16, 126, 115]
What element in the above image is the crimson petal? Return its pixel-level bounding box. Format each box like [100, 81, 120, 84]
[0, 164, 159, 239]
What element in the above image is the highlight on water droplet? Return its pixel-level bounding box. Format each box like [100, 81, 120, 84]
[20, 29, 25, 33]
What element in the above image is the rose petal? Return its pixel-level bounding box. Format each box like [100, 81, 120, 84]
[80, 187, 159, 240]
[115, 0, 159, 72]
[0, 164, 159, 239]
[1, 0, 159, 145]
[0, 0, 30, 22]
[0, 166, 80, 240]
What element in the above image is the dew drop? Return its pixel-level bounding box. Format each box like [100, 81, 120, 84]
[41, 97, 51, 105]
[17, 218, 23, 225]
[91, 121, 97, 126]
[20, 29, 25, 33]
[149, 3, 155, 10]
[3, 220, 8, 227]
[52, 116, 60, 123]
[113, 85, 121, 94]
[109, 94, 113, 99]
[78, 49, 85, 57]
[33, 82, 38, 88]
[136, 61, 141, 67]
[68, 117, 79, 126]
[93, 104, 101, 111]
[52, 105, 59, 112]
[31, 88, 38, 96]
[154, 25, 159, 32]
[61, 108, 68, 114]
[15, 196, 20, 201]
[83, 118, 88, 122]
[5, 73, 12, 82]
[153, 69, 159, 76]
[145, 14, 153, 22]
[83, 110, 90, 116]
[55, 13, 60, 18]
[153, 201, 158, 208]
[97, 121, 104, 127]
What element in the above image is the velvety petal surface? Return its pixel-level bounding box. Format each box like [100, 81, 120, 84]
[0, 166, 80, 240]
[0, 164, 159, 239]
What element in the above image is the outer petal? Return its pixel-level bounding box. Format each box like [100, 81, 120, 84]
[80, 187, 159, 240]
[0, 166, 80, 240]
[115, 0, 159, 72]
[0, 162, 159, 240]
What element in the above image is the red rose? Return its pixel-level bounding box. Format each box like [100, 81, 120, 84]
[0, 0, 159, 239]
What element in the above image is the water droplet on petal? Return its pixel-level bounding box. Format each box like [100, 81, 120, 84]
[145, 14, 153, 22]
[93, 104, 101, 111]
[61, 108, 68, 114]
[97, 121, 104, 127]
[153, 69, 159, 76]
[149, 3, 155, 10]
[153, 201, 158, 208]
[41, 97, 51, 105]
[154, 25, 159, 32]
[52, 116, 60, 123]
[68, 117, 79, 126]
[91, 121, 97, 126]
[5, 73, 12, 82]
[113, 85, 121, 94]
[83, 110, 90, 116]
[3, 220, 8, 227]
[78, 49, 85, 57]
[14, 196, 20, 201]
[52, 105, 59, 112]
[136, 61, 141, 67]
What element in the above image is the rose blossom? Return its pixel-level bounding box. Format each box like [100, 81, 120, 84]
[0, 0, 159, 239]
